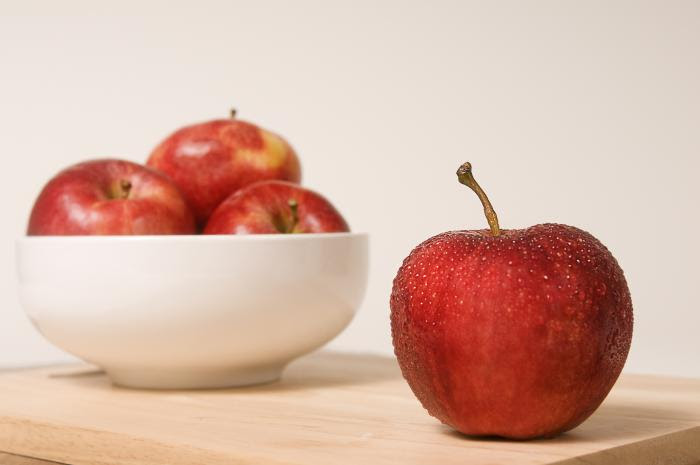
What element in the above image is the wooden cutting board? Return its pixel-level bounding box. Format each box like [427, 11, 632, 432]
[0, 352, 698, 465]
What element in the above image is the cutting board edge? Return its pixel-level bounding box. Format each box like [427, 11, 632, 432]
[551, 426, 700, 465]
[0, 415, 297, 465]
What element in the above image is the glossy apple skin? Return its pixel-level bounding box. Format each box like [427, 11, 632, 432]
[390, 224, 633, 439]
[204, 180, 349, 234]
[27, 159, 196, 235]
[147, 118, 301, 226]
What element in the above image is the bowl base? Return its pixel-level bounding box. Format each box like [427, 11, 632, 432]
[105, 364, 284, 390]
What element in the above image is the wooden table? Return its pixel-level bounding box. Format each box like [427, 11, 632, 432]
[0, 352, 698, 465]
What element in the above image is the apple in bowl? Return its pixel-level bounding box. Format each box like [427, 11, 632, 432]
[204, 180, 349, 234]
[147, 110, 302, 226]
[27, 159, 195, 235]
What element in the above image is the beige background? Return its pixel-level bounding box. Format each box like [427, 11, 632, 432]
[1, 1, 698, 376]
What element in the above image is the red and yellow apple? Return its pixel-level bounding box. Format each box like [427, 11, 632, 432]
[147, 111, 301, 226]
[27, 159, 195, 235]
[390, 162, 633, 439]
[204, 180, 349, 234]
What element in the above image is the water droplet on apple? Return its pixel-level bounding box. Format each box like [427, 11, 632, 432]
[597, 282, 607, 295]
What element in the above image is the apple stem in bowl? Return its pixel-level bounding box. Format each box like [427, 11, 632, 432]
[287, 199, 299, 233]
[456, 162, 500, 237]
[115, 179, 132, 200]
[230, 108, 237, 119]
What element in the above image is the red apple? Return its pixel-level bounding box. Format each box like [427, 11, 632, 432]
[147, 110, 301, 226]
[27, 159, 196, 235]
[390, 162, 633, 439]
[204, 180, 349, 234]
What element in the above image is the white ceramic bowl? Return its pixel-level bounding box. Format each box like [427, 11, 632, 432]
[16, 233, 368, 389]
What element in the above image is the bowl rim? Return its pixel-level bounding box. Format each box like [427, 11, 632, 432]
[17, 232, 368, 244]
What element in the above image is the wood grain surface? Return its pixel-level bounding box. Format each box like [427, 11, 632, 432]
[0, 352, 698, 465]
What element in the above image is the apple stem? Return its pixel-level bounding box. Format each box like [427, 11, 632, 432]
[456, 162, 500, 236]
[119, 180, 132, 199]
[230, 108, 237, 119]
[287, 199, 299, 233]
